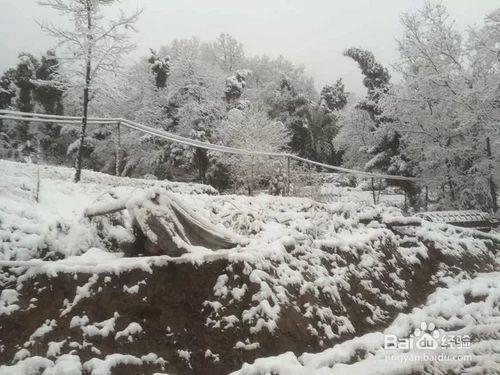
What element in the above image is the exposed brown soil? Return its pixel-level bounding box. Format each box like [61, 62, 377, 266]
[0, 226, 497, 374]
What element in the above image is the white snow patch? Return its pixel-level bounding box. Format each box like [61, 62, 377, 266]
[81, 313, 120, 338]
[83, 353, 166, 375]
[69, 315, 90, 329]
[177, 349, 192, 368]
[0, 289, 19, 316]
[29, 319, 57, 342]
[205, 349, 220, 363]
[12, 348, 30, 362]
[234, 340, 260, 351]
[123, 284, 140, 294]
[60, 274, 99, 317]
[46, 340, 66, 357]
[115, 322, 143, 342]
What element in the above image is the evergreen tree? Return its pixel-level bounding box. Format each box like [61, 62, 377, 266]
[14, 54, 39, 114]
[33, 50, 64, 115]
[1, 52, 66, 160]
[343, 48, 390, 123]
[344, 47, 420, 207]
[0, 68, 17, 157]
[33, 50, 66, 162]
[268, 77, 313, 158]
[0, 69, 16, 133]
[224, 69, 251, 107]
[0, 69, 16, 110]
[13, 54, 40, 143]
[176, 90, 225, 184]
[320, 79, 347, 112]
[148, 49, 170, 89]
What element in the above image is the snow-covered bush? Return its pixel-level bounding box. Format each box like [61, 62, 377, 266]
[218, 108, 290, 194]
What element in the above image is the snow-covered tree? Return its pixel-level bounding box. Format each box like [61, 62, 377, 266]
[265, 77, 313, 159]
[206, 33, 244, 73]
[343, 46, 422, 206]
[0, 51, 67, 162]
[320, 79, 347, 112]
[334, 97, 375, 169]
[466, 8, 500, 211]
[0, 69, 17, 158]
[218, 108, 290, 194]
[7, 54, 40, 157]
[176, 98, 225, 183]
[0, 69, 16, 111]
[32, 50, 67, 162]
[38, 0, 141, 182]
[377, 2, 500, 211]
[89, 58, 171, 177]
[224, 69, 251, 107]
[0, 69, 16, 140]
[148, 49, 170, 89]
[344, 47, 390, 122]
[13, 54, 40, 115]
[51, 33, 324, 187]
[244, 55, 317, 101]
[33, 50, 64, 115]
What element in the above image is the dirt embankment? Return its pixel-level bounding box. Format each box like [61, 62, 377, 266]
[1, 238, 497, 374]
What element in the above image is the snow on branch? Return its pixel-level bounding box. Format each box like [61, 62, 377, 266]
[37, 0, 142, 87]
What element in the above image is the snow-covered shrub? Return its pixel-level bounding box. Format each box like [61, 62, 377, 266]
[217, 108, 290, 194]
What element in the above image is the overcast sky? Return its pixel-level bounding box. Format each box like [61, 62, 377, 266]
[1, 0, 498, 95]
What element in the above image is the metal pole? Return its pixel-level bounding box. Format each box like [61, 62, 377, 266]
[35, 139, 41, 203]
[404, 189, 408, 212]
[249, 157, 254, 196]
[377, 178, 382, 204]
[371, 178, 376, 205]
[115, 122, 121, 176]
[486, 137, 498, 212]
[286, 156, 291, 196]
[425, 185, 429, 211]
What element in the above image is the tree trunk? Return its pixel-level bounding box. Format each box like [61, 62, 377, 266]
[486, 137, 498, 212]
[194, 148, 209, 184]
[448, 180, 455, 202]
[286, 156, 290, 196]
[74, 0, 92, 183]
[425, 185, 429, 211]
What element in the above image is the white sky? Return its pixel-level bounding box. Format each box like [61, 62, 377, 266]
[0, 0, 498, 95]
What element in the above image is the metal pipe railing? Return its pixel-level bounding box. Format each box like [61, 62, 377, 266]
[0, 109, 433, 182]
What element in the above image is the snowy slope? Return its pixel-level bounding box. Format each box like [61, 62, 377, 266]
[0, 159, 217, 261]
[0, 160, 498, 375]
[232, 271, 500, 375]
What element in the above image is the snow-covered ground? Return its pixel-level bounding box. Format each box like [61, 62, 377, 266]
[312, 180, 405, 208]
[0, 159, 216, 261]
[233, 271, 500, 374]
[0, 160, 498, 375]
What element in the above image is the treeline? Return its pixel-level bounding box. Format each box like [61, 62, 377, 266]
[0, 2, 499, 211]
[335, 3, 500, 212]
[0, 51, 66, 162]
[0, 34, 348, 193]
